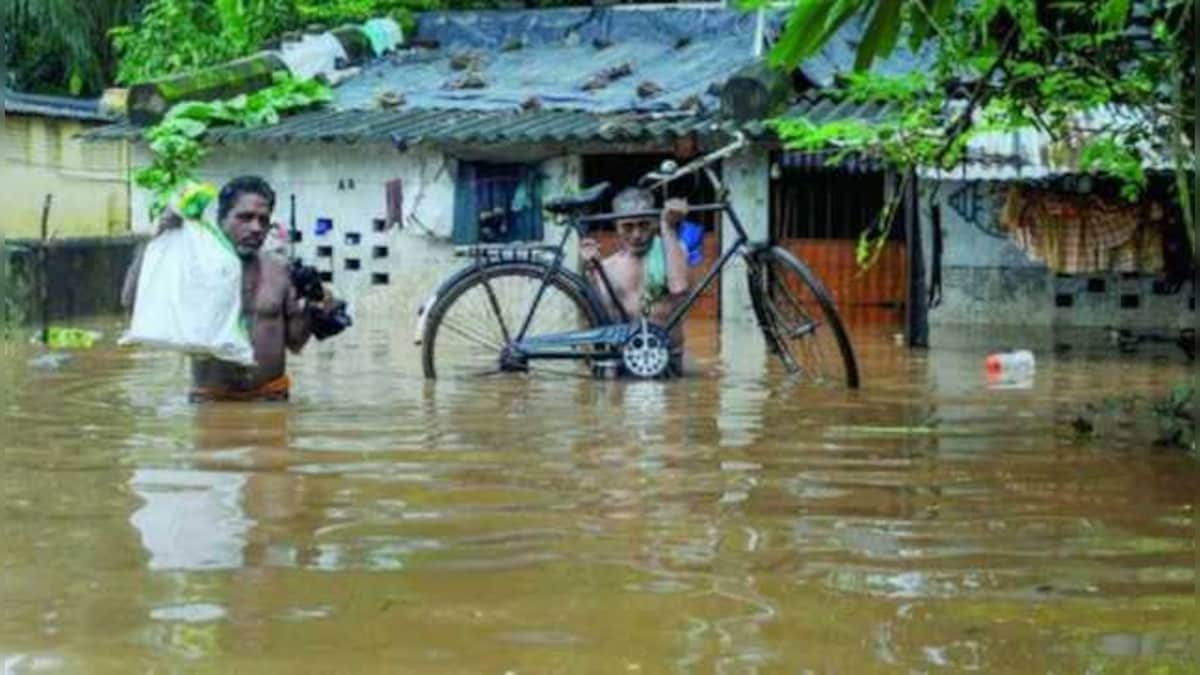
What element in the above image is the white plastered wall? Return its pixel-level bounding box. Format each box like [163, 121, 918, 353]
[131, 142, 584, 333]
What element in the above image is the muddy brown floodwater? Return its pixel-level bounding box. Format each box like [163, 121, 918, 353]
[0, 315, 1195, 673]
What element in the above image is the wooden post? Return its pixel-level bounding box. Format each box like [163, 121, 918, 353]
[39, 194, 52, 345]
[904, 171, 928, 348]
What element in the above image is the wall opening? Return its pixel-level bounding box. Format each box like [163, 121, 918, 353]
[582, 153, 722, 322]
[769, 157, 901, 325]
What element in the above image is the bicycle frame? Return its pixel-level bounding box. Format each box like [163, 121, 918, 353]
[422, 132, 757, 367]
[505, 196, 761, 364]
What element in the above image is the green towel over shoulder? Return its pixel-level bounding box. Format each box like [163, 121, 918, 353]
[641, 237, 670, 307]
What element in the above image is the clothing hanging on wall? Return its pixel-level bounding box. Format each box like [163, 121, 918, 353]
[999, 186, 1164, 274]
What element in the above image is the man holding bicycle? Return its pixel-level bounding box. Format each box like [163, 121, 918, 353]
[580, 188, 691, 374]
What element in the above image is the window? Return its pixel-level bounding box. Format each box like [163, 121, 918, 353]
[452, 161, 543, 244]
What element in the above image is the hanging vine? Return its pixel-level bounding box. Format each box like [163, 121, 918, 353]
[135, 74, 333, 214]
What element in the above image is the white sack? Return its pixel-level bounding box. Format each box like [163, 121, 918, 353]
[120, 221, 255, 366]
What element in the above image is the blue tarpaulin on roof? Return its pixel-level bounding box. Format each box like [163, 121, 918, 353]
[334, 7, 784, 114]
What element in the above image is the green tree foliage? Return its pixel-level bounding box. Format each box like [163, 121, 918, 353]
[1, 0, 139, 95]
[111, 0, 297, 85]
[755, 0, 1196, 261]
[292, 0, 437, 26]
[5, 0, 591, 94]
[110, 0, 437, 85]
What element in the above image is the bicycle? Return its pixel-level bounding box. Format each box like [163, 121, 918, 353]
[415, 133, 860, 387]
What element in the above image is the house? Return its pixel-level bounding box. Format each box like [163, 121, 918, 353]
[916, 116, 1195, 333]
[1, 90, 140, 325]
[86, 7, 762, 331]
[1, 90, 130, 238]
[87, 4, 1192, 347]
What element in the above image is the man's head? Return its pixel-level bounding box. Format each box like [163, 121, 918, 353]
[612, 187, 656, 257]
[218, 175, 276, 258]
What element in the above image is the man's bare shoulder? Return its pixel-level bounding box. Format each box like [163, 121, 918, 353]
[258, 251, 292, 275]
[259, 249, 289, 266]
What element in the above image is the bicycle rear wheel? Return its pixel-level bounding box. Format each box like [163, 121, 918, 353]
[748, 246, 860, 388]
[421, 262, 603, 379]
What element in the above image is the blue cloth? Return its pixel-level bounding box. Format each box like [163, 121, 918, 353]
[680, 220, 704, 266]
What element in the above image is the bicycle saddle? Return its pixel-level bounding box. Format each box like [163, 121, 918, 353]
[544, 182, 610, 215]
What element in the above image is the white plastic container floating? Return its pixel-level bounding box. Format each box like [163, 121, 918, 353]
[985, 350, 1036, 377]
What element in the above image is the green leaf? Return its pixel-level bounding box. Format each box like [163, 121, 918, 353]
[855, 0, 903, 71]
[166, 101, 221, 121]
[1096, 0, 1131, 29]
[167, 118, 209, 139]
[771, 0, 865, 68]
[770, 0, 835, 68]
[68, 70, 84, 96]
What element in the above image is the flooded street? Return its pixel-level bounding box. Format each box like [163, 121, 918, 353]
[0, 316, 1195, 673]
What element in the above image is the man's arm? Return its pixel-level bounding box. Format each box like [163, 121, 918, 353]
[581, 238, 621, 321]
[284, 284, 314, 354]
[660, 198, 689, 296]
[122, 210, 185, 310]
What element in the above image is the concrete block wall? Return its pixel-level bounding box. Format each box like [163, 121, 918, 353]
[2, 236, 142, 325]
[921, 180, 1195, 330]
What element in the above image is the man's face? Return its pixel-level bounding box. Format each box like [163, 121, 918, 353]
[616, 218, 655, 257]
[221, 193, 272, 258]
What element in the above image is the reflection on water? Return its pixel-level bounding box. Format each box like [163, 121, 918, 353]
[0, 316, 1195, 672]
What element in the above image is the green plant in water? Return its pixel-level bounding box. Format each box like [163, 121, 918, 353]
[43, 327, 102, 349]
[1071, 384, 1197, 453]
[1150, 384, 1196, 453]
[136, 74, 333, 214]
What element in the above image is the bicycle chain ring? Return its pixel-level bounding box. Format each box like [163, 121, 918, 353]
[621, 320, 672, 379]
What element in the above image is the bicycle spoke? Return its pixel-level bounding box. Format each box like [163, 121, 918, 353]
[424, 264, 601, 379]
[751, 249, 857, 388]
[479, 276, 513, 344]
[766, 273, 831, 380]
[438, 316, 506, 352]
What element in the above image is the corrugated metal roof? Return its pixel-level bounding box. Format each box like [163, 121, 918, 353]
[762, 96, 1181, 179]
[87, 107, 728, 145]
[918, 105, 1184, 180]
[743, 94, 898, 136]
[2, 89, 113, 122]
[85, 6, 773, 147]
[334, 7, 782, 114]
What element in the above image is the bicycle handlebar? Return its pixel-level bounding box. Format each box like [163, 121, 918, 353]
[639, 131, 746, 191]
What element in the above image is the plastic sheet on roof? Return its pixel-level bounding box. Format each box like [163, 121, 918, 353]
[333, 7, 784, 114]
[278, 33, 348, 81]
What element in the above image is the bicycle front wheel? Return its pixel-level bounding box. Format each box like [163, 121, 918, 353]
[421, 262, 603, 379]
[748, 246, 860, 388]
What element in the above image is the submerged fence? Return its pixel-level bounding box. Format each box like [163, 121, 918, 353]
[0, 236, 142, 334]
